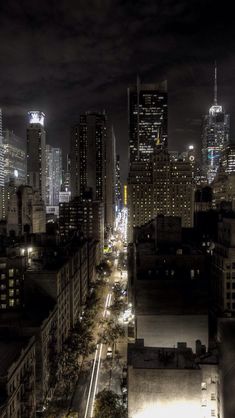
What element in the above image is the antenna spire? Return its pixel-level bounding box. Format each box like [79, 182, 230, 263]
[214, 61, 217, 105]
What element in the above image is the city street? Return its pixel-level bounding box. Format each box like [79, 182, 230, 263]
[71, 249, 128, 418]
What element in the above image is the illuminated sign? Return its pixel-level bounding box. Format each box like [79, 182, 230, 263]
[14, 169, 18, 178]
[28, 111, 45, 126]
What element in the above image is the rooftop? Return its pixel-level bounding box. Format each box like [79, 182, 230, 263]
[128, 340, 198, 370]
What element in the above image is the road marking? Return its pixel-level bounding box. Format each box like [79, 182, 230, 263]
[84, 291, 112, 418]
[84, 346, 98, 418]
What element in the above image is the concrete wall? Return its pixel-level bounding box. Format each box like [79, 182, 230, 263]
[128, 367, 202, 418]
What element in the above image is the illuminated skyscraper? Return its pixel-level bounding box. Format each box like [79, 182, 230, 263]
[27, 111, 46, 202]
[3, 129, 26, 185]
[0, 108, 4, 187]
[128, 79, 168, 164]
[128, 150, 194, 242]
[221, 143, 235, 174]
[45, 145, 62, 206]
[202, 64, 230, 184]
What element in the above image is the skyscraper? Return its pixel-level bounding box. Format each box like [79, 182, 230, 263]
[45, 145, 62, 206]
[70, 111, 116, 231]
[3, 129, 26, 185]
[70, 112, 106, 200]
[115, 154, 122, 212]
[27, 111, 46, 202]
[128, 149, 194, 242]
[0, 109, 4, 187]
[202, 64, 230, 184]
[128, 79, 168, 164]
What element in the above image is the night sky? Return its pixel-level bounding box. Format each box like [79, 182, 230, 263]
[0, 0, 234, 179]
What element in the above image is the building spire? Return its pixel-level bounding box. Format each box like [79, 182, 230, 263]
[214, 61, 217, 105]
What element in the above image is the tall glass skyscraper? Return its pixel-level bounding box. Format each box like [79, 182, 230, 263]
[202, 64, 230, 184]
[0, 109, 4, 187]
[128, 79, 168, 164]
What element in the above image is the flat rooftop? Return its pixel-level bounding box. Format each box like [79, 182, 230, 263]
[128, 340, 198, 370]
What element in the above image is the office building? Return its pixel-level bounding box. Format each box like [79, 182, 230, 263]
[61, 153, 71, 192]
[128, 149, 194, 242]
[128, 79, 168, 164]
[202, 64, 230, 184]
[70, 111, 116, 230]
[26, 111, 46, 202]
[0, 109, 4, 187]
[7, 185, 46, 236]
[221, 142, 235, 174]
[3, 129, 26, 186]
[211, 164, 235, 210]
[171, 159, 194, 227]
[70, 112, 107, 200]
[212, 218, 235, 314]
[59, 194, 104, 257]
[45, 145, 62, 206]
[115, 154, 122, 212]
[104, 126, 116, 230]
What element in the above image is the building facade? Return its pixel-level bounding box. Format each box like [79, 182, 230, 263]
[0, 255, 26, 311]
[0, 109, 4, 187]
[7, 186, 46, 236]
[45, 145, 62, 206]
[59, 195, 104, 257]
[128, 340, 220, 418]
[70, 111, 115, 231]
[221, 143, 235, 174]
[128, 150, 194, 242]
[3, 129, 26, 186]
[202, 65, 230, 184]
[0, 336, 36, 418]
[128, 79, 168, 164]
[212, 218, 235, 314]
[26, 111, 46, 203]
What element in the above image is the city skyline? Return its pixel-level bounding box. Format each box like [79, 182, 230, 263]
[1, 3, 235, 417]
[1, 1, 235, 179]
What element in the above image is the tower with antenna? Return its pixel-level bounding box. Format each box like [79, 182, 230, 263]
[201, 63, 230, 184]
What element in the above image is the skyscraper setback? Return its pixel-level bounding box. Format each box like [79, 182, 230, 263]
[202, 64, 230, 184]
[26, 111, 46, 202]
[128, 79, 168, 164]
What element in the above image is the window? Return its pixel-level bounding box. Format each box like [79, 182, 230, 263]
[201, 382, 207, 390]
[211, 410, 216, 417]
[9, 269, 14, 277]
[201, 399, 207, 407]
[211, 393, 216, 400]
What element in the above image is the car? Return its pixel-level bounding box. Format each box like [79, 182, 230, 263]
[106, 346, 113, 359]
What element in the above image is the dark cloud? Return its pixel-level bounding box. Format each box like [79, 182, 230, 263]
[0, 0, 234, 179]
